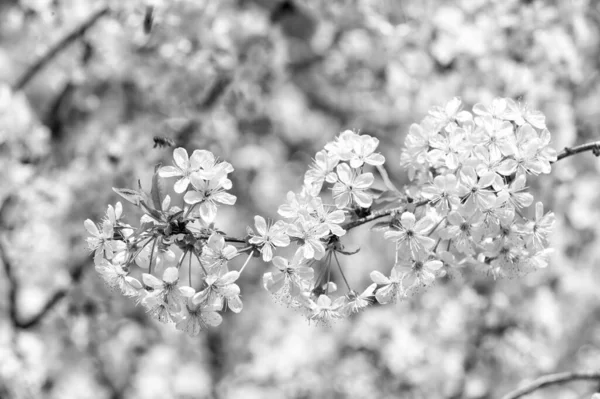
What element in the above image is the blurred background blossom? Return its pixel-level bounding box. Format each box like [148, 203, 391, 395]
[1, 0, 600, 398]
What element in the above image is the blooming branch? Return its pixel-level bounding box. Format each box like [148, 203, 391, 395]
[85, 96, 600, 335]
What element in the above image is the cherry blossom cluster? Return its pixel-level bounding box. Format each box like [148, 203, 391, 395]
[85, 97, 559, 332]
[85, 149, 246, 336]
[395, 97, 556, 284]
[261, 130, 385, 322]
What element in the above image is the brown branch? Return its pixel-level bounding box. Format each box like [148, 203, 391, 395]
[501, 371, 600, 399]
[341, 199, 429, 231]
[1, 232, 89, 329]
[17, 250, 87, 329]
[339, 139, 600, 232]
[555, 141, 600, 162]
[13, 6, 110, 91]
[16, 290, 68, 329]
[0, 235, 19, 327]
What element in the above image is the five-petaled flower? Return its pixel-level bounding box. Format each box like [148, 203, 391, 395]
[84, 219, 125, 261]
[249, 216, 290, 262]
[384, 212, 436, 258]
[332, 163, 374, 209]
[184, 171, 237, 223]
[175, 300, 223, 336]
[194, 271, 243, 313]
[142, 267, 195, 312]
[263, 252, 314, 301]
[395, 253, 443, 288]
[370, 268, 404, 304]
[159, 147, 204, 193]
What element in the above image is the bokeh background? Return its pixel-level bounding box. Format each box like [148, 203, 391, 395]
[1, 0, 600, 398]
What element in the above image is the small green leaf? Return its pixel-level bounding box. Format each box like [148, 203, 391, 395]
[137, 179, 152, 205]
[112, 187, 143, 206]
[139, 200, 164, 221]
[370, 221, 391, 232]
[151, 164, 166, 211]
[375, 189, 404, 203]
[370, 190, 405, 212]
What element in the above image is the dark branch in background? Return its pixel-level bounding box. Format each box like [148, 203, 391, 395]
[0, 236, 20, 327]
[555, 141, 600, 162]
[501, 371, 600, 399]
[12, 6, 110, 91]
[0, 232, 89, 329]
[17, 256, 88, 329]
[197, 74, 233, 110]
[44, 80, 76, 141]
[173, 74, 233, 148]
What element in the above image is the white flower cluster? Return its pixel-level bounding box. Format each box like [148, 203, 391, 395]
[378, 97, 557, 297]
[85, 149, 243, 336]
[261, 130, 386, 323]
[85, 97, 559, 332]
[159, 148, 236, 223]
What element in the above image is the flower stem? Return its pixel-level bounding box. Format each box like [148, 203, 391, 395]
[315, 251, 332, 289]
[333, 251, 352, 291]
[428, 216, 447, 237]
[239, 251, 254, 274]
[188, 251, 192, 286]
[193, 250, 208, 276]
[325, 258, 332, 294]
[148, 237, 157, 275]
[432, 238, 442, 252]
[177, 250, 188, 269]
[127, 236, 154, 265]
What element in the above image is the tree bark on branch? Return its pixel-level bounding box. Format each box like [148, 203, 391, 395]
[501, 371, 600, 399]
[13, 6, 110, 91]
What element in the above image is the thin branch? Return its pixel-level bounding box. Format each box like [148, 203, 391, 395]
[195, 233, 247, 244]
[501, 371, 600, 399]
[555, 141, 600, 162]
[13, 6, 110, 91]
[341, 205, 403, 230]
[197, 74, 232, 110]
[226, 237, 247, 244]
[340, 139, 600, 233]
[0, 235, 20, 327]
[341, 199, 429, 231]
[1, 233, 89, 329]
[17, 290, 67, 329]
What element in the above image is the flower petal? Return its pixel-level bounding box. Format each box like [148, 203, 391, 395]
[184, 191, 204, 205]
[162, 267, 180, 284]
[84, 219, 100, 236]
[370, 270, 390, 285]
[174, 177, 190, 193]
[173, 147, 190, 169]
[353, 173, 374, 188]
[400, 212, 416, 229]
[254, 215, 267, 235]
[336, 163, 352, 185]
[158, 165, 181, 178]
